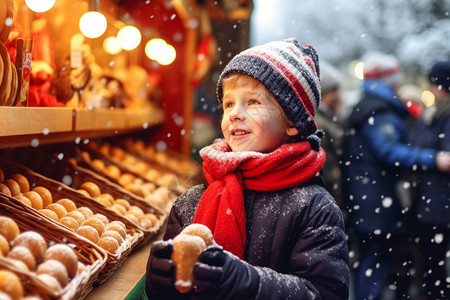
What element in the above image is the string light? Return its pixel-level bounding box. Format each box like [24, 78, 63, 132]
[25, 0, 56, 13]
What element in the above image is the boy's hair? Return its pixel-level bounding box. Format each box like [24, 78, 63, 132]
[216, 38, 321, 140]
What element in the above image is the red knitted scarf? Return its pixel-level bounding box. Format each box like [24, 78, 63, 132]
[193, 139, 326, 259]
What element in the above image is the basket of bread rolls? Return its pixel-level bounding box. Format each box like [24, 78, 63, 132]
[0, 196, 108, 299]
[81, 141, 192, 196]
[74, 144, 178, 214]
[0, 159, 147, 284]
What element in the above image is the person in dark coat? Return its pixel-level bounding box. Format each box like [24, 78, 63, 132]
[341, 52, 450, 300]
[315, 60, 345, 210]
[409, 60, 450, 299]
[146, 38, 349, 300]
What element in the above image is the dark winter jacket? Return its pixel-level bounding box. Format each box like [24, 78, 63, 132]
[161, 178, 349, 300]
[409, 96, 450, 225]
[341, 80, 437, 234]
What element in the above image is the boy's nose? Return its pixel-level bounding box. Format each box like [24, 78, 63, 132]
[229, 104, 246, 120]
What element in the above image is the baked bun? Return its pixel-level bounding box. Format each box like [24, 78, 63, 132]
[171, 234, 206, 293]
[44, 244, 78, 278]
[11, 231, 47, 262]
[10, 174, 29, 193]
[32, 186, 53, 208]
[0, 269, 23, 300]
[0, 216, 19, 242]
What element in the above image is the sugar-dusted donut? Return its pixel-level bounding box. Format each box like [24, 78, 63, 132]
[171, 234, 206, 294]
[181, 224, 213, 247]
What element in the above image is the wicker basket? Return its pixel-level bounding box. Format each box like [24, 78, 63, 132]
[0, 159, 149, 284]
[76, 145, 189, 195]
[0, 197, 107, 299]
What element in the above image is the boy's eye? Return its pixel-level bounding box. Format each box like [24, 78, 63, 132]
[224, 101, 234, 108]
[248, 99, 260, 105]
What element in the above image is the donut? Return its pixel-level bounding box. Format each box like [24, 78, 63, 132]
[110, 204, 126, 215]
[44, 244, 78, 278]
[105, 222, 127, 239]
[0, 217, 19, 242]
[65, 211, 86, 225]
[45, 203, 67, 219]
[56, 198, 77, 212]
[36, 259, 69, 287]
[76, 207, 94, 220]
[11, 231, 47, 262]
[77, 189, 91, 198]
[97, 236, 119, 254]
[81, 218, 105, 236]
[22, 191, 43, 210]
[76, 225, 99, 244]
[92, 213, 109, 226]
[32, 186, 53, 208]
[7, 246, 36, 271]
[36, 274, 62, 292]
[105, 165, 121, 179]
[0, 183, 11, 196]
[9, 174, 29, 193]
[113, 199, 130, 211]
[14, 195, 32, 207]
[91, 159, 105, 170]
[39, 209, 59, 222]
[4, 179, 20, 196]
[0, 234, 10, 256]
[0, 270, 23, 299]
[58, 216, 80, 231]
[96, 193, 114, 207]
[101, 230, 123, 244]
[171, 234, 206, 293]
[79, 182, 101, 198]
[181, 224, 214, 247]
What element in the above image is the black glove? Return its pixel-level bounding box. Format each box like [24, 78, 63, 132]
[192, 246, 259, 300]
[145, 240, 187, 299]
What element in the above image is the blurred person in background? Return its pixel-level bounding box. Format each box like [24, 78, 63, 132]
[340, 52, 450, 300]
[316, 60, 345, 211]
[409, 60, 450, 300]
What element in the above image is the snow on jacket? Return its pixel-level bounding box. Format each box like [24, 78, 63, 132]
[409, 95, 450, 225]
[341, 79, 438, 234]
[163, 178, 349, 300]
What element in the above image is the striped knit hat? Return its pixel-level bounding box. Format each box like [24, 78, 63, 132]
[216, 38, 321, 140]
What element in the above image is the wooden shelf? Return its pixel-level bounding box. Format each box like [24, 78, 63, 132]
[0, 106, 165, 149]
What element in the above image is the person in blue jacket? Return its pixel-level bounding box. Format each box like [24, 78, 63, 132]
[409, 60, 450, 300]
[146, 38, 349, 299]
[341, 52, 450, 300]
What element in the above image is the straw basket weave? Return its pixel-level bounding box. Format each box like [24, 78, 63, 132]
[0, 197, 107, 299]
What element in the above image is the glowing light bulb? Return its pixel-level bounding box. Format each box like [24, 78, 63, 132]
[117, 26, 142, 51]
[103, 36, 122, 55]
[79, 11, 107, 39]
[158, 44, 176, 65]
[354, 62, 365, 80]
[25, 0, 56, 13]
[145, 39, 167, 60]
[422, 90, 435, 108]
[145, 39, 176, 66]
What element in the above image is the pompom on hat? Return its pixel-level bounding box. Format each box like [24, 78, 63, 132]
[216, 38, 321, 140]
[428, 60, 450, 92]
[362, 51, 404, 87]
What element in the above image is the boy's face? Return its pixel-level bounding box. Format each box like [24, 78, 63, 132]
[221, 77, 298, 153]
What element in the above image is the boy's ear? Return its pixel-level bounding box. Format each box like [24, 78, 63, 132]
[286, 125, 299, 136]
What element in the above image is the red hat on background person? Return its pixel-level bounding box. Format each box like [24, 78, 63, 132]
[362, 51, 404, 87]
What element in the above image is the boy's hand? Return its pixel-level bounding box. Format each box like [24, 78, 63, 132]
[192, 246, 259, 300]
[146, 240, 179, 297]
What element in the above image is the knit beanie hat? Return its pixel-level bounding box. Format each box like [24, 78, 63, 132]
[428, 60, 450, 92]
[216, 38, 321, 140]
[320, 60, 342, 94]
[362, 51, 404, 87]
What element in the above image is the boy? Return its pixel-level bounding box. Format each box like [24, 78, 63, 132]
[146, 38, 349, 300]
